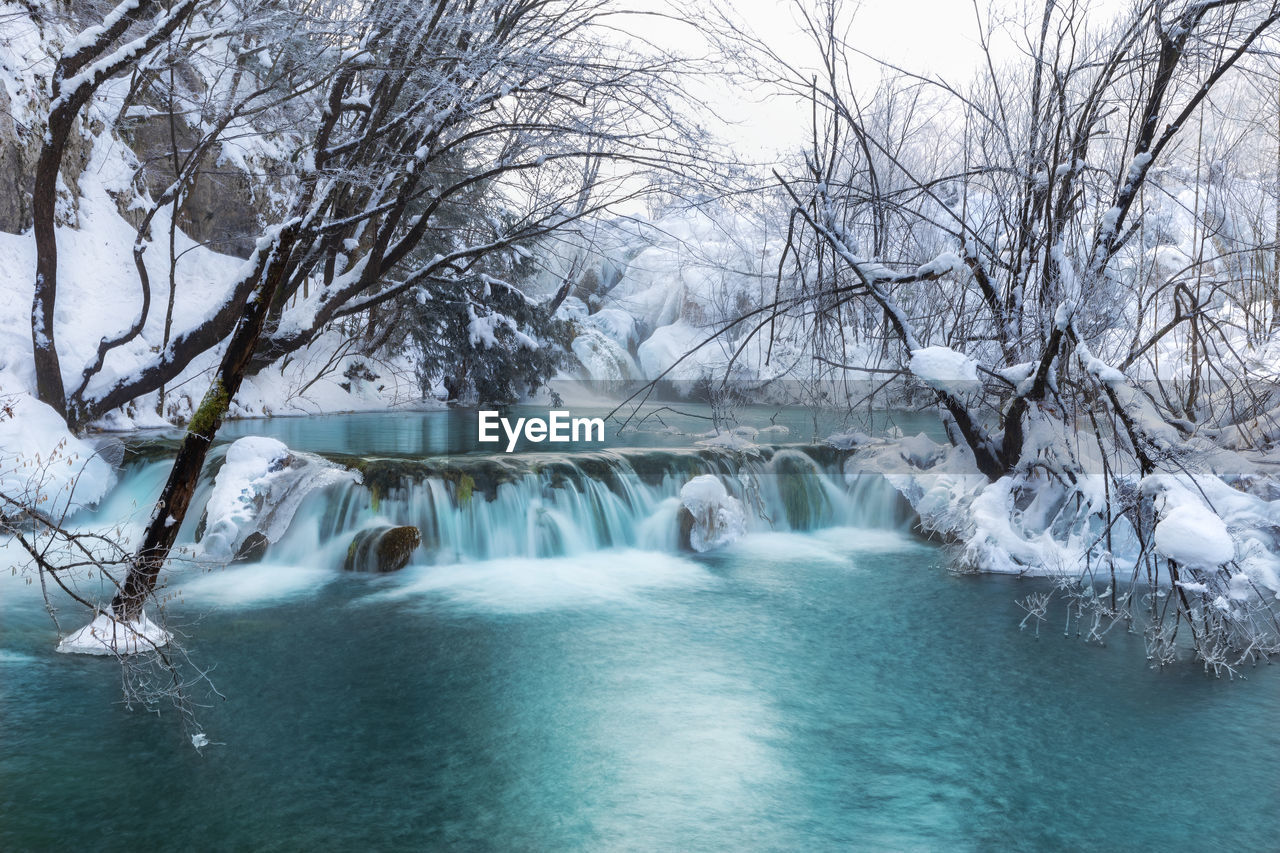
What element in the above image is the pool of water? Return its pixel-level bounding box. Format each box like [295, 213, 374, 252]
[199, 403, 945, 457]
[3, 527, 1279, 850]
[3, 408, 1279, 850]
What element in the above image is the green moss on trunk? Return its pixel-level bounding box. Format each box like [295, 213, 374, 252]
[188, 379, 229, 438]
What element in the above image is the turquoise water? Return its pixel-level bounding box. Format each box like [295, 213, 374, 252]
[3, 411, 1279, 850]
[209, 403, 946, 456]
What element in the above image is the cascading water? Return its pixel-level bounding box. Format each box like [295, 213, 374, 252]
[89, 443, 916, 571]
[299, 446, 911, 567]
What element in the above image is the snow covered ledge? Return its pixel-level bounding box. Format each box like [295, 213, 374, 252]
[56, 610, 170, 656]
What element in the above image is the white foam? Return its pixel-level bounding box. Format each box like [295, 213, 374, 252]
[721, 531, 854, 566]
[364, 549, 715, 613]
[167, 561, 334, 607]
[724, 527, 921, 565]
[809, 526, 927, 554]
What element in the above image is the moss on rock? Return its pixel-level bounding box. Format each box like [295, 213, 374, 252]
[344, 525, 422, 573]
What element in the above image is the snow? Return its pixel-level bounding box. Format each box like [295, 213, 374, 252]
[467, 306, 538, 351]
[696, 429, 757, 450]
[54, 2, 197, 111]
[0, 107, 424, 425]
[0, 393, 116, 517]
[1153, 501, 1234, 569]
[584, 308, 638, 349]
[996, 361, 1036, 388]
[849, 431, 1125, 578]
[1125, 151, 1154, 185]
[570, 328, 639, 382]
[62, 0, 144, 56]
[559, 206, 789, 384]
[826, 430, 873, 450]
[1054, 159, 1085, 178]
[680, 474, 746, 552]
[1083, 354, 1126, 384]
[56, 610, 170, 656]
[1099, 206, 1122, 237]
[915, 252, 966, 278]
[199, 437, 359, 562]
[638, 321, 708, 381]
[909, 346, 979, 394]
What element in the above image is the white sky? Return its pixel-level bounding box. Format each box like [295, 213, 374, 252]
[623, 0, 1132, 159]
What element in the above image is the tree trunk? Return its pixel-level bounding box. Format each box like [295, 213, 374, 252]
[112, 228, 297, 621]
[31, 118, 72, 416]
[27, 0, 196, 422]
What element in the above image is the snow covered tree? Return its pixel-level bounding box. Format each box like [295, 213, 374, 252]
[30, 0, 202, 416]
[34, 0, 700, 622]
[26, 0, 697, 429]
[397, 273, 572, 404]
[721, 0, 1280, 669]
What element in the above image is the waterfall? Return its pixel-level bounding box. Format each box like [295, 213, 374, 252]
[89, 444, 914, 571]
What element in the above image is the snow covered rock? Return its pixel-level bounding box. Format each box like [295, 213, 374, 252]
[679, 474, 746, 552]
[584, 308, 638, 349]
[56, 610, 170, 656]
[637, 321, 707, 381]
[695, 429, 757, 450]
[571, 327, 640, 382]
[198, 436, 359, 563]
[604, 244, 688, 330]
[827, 431, 875, 450]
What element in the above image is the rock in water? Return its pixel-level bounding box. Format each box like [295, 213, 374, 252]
[344, 526, 423, 573]
[234, 531, 270, 563]
[677, 505, 696, 551]
[771, 451, 831, 531]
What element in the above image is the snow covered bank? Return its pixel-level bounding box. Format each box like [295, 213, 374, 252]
[0, 393, 116, 517]
[0, 82, 430, 430]
[845, 429, 1280, 605]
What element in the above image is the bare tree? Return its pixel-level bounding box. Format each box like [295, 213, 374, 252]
[709, 0, 1280, 667]
[15, 0, 700, 623]
[26, 0, 699, 430]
